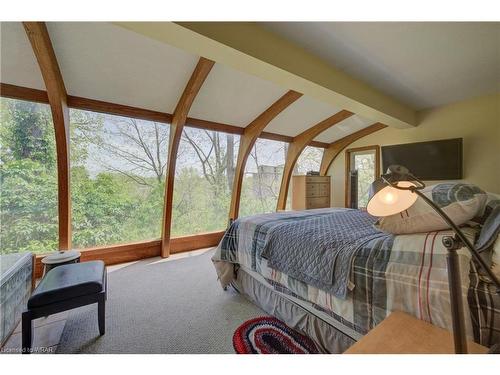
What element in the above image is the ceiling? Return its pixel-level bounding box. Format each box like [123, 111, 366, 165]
[263, 22, 500, 110]
[0, 21, 375, 144]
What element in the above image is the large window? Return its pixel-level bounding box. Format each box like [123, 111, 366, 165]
[70, 109, 169, 248]
[295, 146, 324, 175]
[0, 98, 58, 254]
[240, 138, 287, 217]
[172, 127, 239, 236]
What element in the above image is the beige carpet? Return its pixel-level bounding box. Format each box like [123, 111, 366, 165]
[57, 249, 265, 353]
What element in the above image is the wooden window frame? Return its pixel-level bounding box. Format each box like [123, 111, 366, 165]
[344, 145, 381, 208]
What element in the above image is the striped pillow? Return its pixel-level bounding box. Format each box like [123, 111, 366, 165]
[374, 183, 487, 234]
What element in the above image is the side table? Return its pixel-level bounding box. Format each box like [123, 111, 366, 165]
[41, 250, 81, 277]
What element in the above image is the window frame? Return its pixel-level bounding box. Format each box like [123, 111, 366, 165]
[344, 145, 380, 208]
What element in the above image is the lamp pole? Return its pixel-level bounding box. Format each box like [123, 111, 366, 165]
[412, 189, 500, 354]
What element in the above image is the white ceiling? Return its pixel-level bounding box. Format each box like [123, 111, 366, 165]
[0, 22, 45, 90]
[46, 22, 200, 114]
[263, 22, 500, 110]
[0, 21, 378, 143]
[318, 114, 374, 143]
[264, 95, 340, 139]
[189, 62, 287, 127]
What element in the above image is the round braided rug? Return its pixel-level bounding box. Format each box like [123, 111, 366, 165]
[233, 316, 319, 354]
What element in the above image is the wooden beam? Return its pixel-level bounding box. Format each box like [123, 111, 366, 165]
[227, 90, 302, 221]
[161, 57, 215, 258]
[275, 110, 354, 210]
[0, 82, 49, 103]
[1, 83, 334, 150]
[33, 231, 225, 279]
[23, 22, 72, 250]
[67, 95, 173, 124]
[319, 122, 387, 176]
[116, 22, 417, 128]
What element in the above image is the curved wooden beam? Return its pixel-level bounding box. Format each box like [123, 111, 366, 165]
[23, 22, 72, 250]
[319, 122, 387, 176]
[161, 57, 215, 257]
[228, 90, 302, 221]
[275, 110, 353, 210]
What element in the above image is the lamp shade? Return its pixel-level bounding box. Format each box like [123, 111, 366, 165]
[367, 180, 417, 217]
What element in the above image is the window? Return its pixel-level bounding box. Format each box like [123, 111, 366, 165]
[0, 97, 58, 254]
[171, 127, 240, 236]
[345, 146, 380, 208]
[240, 138, 287, 217]
[295, 146, 324, 175]
[70, 109, 170, 248]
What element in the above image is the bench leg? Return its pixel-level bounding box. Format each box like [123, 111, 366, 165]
[98, 295, 105, 335]
[22, 311, 33, 354]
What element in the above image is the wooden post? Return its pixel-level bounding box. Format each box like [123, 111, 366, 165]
[227, 90, 302, 222]
[275, 110, 353, 211]
[319, 122, 387, 176]
[160, 57, 215, 258]
[23, 22, 72, 250]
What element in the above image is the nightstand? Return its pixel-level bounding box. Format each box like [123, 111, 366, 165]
[344, 311, 488, 354]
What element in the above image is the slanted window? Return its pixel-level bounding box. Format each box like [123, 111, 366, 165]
[295, 146, 324, 175]
[0, 97, 58, 254]
[70, 109, 170, 248]
[171, 127, 239, 236]
[240, 138, 287, 217]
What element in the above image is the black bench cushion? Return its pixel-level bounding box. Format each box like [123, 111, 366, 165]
[28, 261, 105, 309]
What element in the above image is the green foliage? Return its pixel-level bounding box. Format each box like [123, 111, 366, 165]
[0, 98, 322, 255]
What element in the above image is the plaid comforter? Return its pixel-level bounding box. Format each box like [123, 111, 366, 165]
[212, 208, 500, 346]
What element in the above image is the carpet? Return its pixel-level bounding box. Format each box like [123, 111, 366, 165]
[233, 316, 319, 354]
[57, 249, 265, 353]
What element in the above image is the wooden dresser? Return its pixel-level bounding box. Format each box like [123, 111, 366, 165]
[291, 175, 331, 210]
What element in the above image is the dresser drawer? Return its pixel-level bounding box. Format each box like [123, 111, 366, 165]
[306, 183, 319, 197]
[306, 197, 330, 209]
[305, 176, 330, 184]
[318, 183, 330, 196]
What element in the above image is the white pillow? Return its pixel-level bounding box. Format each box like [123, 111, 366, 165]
[374, 183, 487, 234]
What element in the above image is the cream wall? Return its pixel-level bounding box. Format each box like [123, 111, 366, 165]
[328, 93, 500, 207]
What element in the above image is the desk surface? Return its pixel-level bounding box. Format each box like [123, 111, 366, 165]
[345, 311, 488, 354]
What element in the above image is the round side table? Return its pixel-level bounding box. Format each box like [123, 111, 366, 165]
[41, 250, 81, 277]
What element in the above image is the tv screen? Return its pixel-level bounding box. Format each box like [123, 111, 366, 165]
[381, 138, 463, 180]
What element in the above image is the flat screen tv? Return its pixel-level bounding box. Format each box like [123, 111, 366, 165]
[381, 138, 463, 180]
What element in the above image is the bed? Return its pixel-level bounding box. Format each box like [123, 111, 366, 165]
[212, 208, 499, 353]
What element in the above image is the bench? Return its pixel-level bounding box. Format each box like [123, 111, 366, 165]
[22, 260, 107, 354]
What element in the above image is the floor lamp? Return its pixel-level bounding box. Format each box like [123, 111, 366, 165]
[367, 165, 500, 354]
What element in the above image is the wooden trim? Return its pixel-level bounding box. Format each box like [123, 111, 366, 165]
[309, 140, 330, 149]
[161, 57, 215, 258]
[170, 230, 224, 254]
[276, 110, 353, 210]
[67, 95, 173, 124]
[259, 131, 294, 143]
[228, 90, 302, 221]
[344, 145, 380, 208]
[185, 117, 243, 135]
[23, 22, 72, 250]
[319, 122, 387, 176]
[33, 231, 224, 279]
[1, 83, 331, 149]
[0, 83, 49, 103]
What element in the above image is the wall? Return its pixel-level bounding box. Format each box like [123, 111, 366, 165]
[328, 93, 500, 207]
